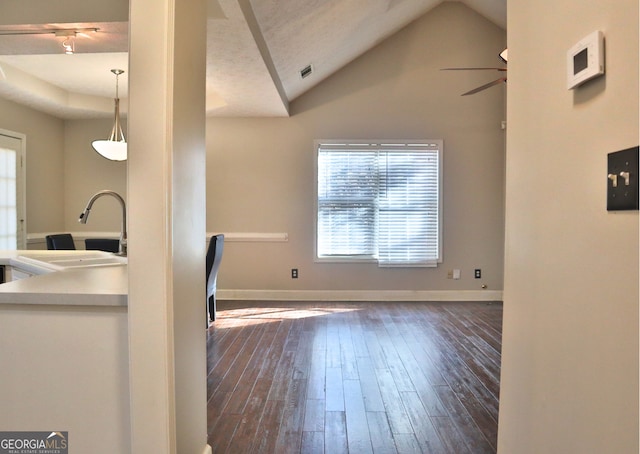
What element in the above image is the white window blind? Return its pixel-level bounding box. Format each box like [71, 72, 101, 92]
[316, 141, 442, 267]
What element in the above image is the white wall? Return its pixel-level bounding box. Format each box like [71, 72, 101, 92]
[0, 97, 65, 234]
[207, 2, 507, 295]
[64, 119, 127, 233]
[0, 99, 126, 241]
[498, 0, 639, 452]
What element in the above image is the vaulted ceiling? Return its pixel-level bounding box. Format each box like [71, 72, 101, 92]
[0, 0, 505, 119]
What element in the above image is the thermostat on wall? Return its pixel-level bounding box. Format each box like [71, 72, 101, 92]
[567, 30, 605, 89]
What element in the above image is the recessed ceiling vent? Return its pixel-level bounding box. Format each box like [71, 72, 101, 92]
[300, 64, 313, 79]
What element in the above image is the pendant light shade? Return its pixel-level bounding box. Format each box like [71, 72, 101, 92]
[92, 69, 127, 161]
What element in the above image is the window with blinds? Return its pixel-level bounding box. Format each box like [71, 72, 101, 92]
[316, 141, 442, 267]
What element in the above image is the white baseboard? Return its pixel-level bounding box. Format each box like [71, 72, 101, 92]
[218, 289, 503, 302]
[202, 444, 212, 454]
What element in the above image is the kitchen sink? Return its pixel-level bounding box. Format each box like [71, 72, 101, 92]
[16, 251, 127, 271]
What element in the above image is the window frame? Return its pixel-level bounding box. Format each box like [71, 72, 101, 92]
[314, 139, 443, 267]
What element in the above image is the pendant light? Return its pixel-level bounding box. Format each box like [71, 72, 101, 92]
[92, 69, 127, 161]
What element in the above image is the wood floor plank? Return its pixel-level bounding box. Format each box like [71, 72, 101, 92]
[223, 321, 281, 414]
[393, 433, 422, 453]
[431, 416, 472, 454]
[292, 329, 314, 380]
[208, 413, 241, 454]
[303, 398, 325, 432]
[326, 366, 345, 412]
[257, 318, 294, 381]
[348, 306, 370, 358]
[274, 378, 308, 454]
[225, 380, 272, 453]
[356, 356, 386, 412]
[433, 384, 496, 453]
[307, 350, 326, 401]
[326, 316, 342, 369]
[400, 391, 446, 453]
[362, 326, 389, 370]
[207, 323, 259, 397]
[375, 368, 414, 434]
[207, 300, 502, 454]
[206, 390, 231, 433]
[340, 322, 360, 380]
[216, 320, 269, 394]
[381, 314, 449, 417]
[249, 399, 285, 454]
[366, 411, 398, 454]
[325, 411, 348, 454]
[418, 308, 500, 421]
[205, 325, 235, 371]
[267, 349, 296, 401]
[301, 431, 324, 453]
[343, 379, 374, 453]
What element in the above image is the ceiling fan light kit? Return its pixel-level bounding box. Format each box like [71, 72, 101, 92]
[92, 69, 127, 161]
[499, 48, 508, 63]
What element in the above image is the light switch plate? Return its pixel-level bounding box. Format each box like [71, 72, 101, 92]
[607, 146, 639, 211]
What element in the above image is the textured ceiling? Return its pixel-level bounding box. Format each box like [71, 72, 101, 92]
[0, 0, 505, 119]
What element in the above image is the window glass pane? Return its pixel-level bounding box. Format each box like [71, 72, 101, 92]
[318, 203, 376, 256]
[318, 151, 377, 200]
[378, 150, 439, 265]
[317, 142, 441, 266]
[0, 147, 17, 249]
[318, 150, 377, 258]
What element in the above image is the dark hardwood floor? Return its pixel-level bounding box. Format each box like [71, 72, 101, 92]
[206, 301, 502, 453]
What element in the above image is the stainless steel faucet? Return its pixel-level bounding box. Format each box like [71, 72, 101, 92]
[79, 190, 127, 256]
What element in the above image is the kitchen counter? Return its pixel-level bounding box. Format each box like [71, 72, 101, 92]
[0, 250, 131, 453]
[0, 250, 127, 306]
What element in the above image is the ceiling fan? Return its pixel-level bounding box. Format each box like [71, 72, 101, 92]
[441, 48, 508, 96]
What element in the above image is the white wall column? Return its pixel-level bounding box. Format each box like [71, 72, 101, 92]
[499, 0, 638, 452]
[127, 0, 208, 453]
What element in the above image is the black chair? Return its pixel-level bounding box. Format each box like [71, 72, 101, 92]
[85, 238, 120, 253]
[206, 234, 224, 323]
[45, 233, 76, 250]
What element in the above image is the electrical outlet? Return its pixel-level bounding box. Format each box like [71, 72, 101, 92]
[291, 268, 298, 279]
[453, 269, 461, 280]
[475, 269, 482, 279]
[447, 270, 453, 279]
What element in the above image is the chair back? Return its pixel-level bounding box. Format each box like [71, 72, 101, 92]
[85, 238, 120, 253]
[206, 234, 224, 321]
[45, 233, 76, 250]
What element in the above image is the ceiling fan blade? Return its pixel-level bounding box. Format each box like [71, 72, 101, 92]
[461, 77, 507, 96]
[441, 67, 507, 71]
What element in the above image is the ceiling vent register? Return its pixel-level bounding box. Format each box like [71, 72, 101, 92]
[300, 64, 313, 79]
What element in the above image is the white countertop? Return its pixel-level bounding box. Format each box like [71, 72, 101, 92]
[0, 250, 127, 307]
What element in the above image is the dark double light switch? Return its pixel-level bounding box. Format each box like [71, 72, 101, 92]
[607, 146, 639, 211]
